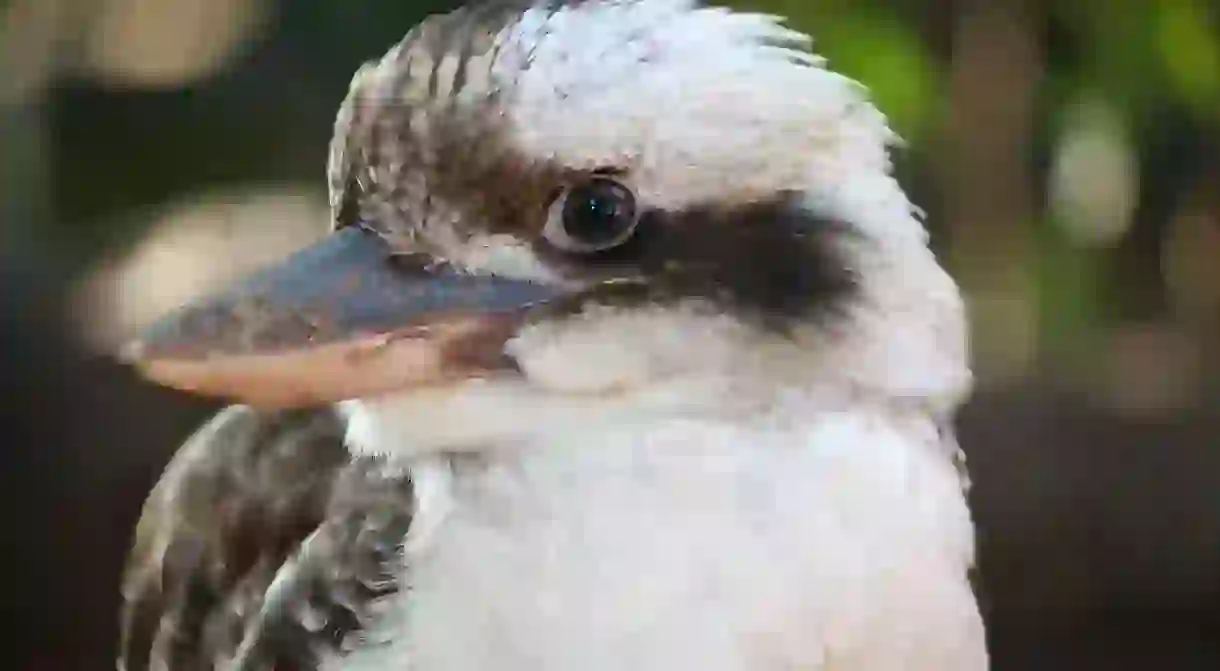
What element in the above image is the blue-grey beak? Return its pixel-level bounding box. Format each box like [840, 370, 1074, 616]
[122, 226, 558, 407]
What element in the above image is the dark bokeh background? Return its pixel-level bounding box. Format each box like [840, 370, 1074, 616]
[2, 0, 1217, 669]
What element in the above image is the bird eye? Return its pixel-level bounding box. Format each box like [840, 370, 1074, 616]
[543, 177, 639, 253]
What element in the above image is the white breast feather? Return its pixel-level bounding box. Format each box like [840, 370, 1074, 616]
[334, 399, 984, 671]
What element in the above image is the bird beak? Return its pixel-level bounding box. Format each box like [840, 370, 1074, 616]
[121, 226, 559, 408]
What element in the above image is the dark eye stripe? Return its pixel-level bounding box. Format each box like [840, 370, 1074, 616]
[541, 196, 859, 327]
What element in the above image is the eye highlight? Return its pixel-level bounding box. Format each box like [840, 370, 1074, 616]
[542, 177, 639, 253]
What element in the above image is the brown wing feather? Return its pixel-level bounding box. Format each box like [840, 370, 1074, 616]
[118, 405, 414, 671]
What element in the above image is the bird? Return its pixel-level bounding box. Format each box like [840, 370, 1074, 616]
[116, 1, 986, 670]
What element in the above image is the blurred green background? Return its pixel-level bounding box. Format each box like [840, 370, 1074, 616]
[1, 1, 1217, 669]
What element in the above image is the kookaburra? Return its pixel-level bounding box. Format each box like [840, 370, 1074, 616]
[117, 1, 985, 670]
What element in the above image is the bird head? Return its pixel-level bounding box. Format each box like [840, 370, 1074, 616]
[124, 0, 969, 422]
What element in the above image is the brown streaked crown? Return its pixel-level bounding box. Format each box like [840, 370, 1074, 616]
[326, 1, 577, 250]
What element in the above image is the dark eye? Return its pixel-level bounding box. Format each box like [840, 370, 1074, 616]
[543, 177, 639, 253]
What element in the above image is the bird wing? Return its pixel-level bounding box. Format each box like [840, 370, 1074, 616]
[118, 405, 414, 671]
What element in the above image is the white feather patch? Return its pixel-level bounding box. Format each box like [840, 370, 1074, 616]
[339, 401, 984, 671]
[494, 0, 910, 228]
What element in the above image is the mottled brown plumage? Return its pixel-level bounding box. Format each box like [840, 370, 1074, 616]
[119, 407, 414, 671]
